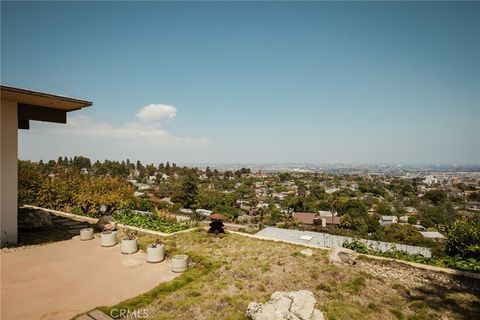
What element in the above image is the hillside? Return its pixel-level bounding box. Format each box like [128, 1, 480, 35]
[98, 229, 480, 320]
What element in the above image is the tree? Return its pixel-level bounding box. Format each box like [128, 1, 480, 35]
[423, 189, 447, 205]
[376, 202, 393, 216]
[468, 192, 480, 202]
[383, 223, 430, 246]
[340, 213, 368, 235]
[408, 216, 417, 225]
[205, 166, 213, 178]
[337, 199, 367, 217]
[310, 184, 325, 200]
[18, 160, 42, 205]
[171, 173, 198, 208]
[446, 213, 480, 259]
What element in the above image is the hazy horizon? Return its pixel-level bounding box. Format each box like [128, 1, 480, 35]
[2, 2, 479, 165]
[18, 156, 480, 168]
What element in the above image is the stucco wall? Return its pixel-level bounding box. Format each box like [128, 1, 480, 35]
[1, 99, 18, 246]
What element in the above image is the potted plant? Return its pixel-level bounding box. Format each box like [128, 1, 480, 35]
[101, 230, 117, 247]
[147, 240, 164, 263]
[171, 254, 188, 273]
[80, 227, 94, 241]
[121, 230, 138, 254]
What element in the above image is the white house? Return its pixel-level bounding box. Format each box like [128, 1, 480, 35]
[423, 175, 438, 186]
[380, 215, 398, 227]
[196, 209, 213, 217]
[420, 231, 445, 241]
[1, 85, 91, 247]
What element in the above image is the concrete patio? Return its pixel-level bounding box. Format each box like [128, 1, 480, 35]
[1, 236, 179, 320]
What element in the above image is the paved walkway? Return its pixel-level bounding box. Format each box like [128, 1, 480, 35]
[1, 236, 179, 320]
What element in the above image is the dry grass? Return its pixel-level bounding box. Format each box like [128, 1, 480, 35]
[101, 229, 480, 320]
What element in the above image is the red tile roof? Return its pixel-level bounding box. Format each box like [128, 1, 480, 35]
[293, 212, 341, 225]
[293, 212, 316, 225]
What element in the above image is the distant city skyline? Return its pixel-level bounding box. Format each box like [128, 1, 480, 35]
[2, 1, 479, 165]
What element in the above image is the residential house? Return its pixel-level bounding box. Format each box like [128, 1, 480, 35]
[292, 212, 316, 225]
[293, 212, 341, 227]
[423, 175, 438, 186]
[380, 215, 398, 227]
[319, 216, 341, 227]
[405, 207, 418, 216]
[318, 210, 335, 217]
[148, 175, 156, 184]
[1, 85, 92, 246]
[196, 209, 212, 217]
[420, 231, 445, 241]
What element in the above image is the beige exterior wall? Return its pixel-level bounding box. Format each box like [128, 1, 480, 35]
[0, 99, 18, 246]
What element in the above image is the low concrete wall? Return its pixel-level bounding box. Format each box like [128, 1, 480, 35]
[22, 205, 198, 237]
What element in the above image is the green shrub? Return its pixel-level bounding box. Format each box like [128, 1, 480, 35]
[446, 213, 480, 260]
[113, 209, 197, 233]
[343, 238, 480, 273]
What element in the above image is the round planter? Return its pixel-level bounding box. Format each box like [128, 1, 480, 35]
[171, 254, 188, 273]
[80, 228, 94, 241]
[101, 231, 117, 247]
[147, 244, 165, 263]
[121, 238, 138, 254]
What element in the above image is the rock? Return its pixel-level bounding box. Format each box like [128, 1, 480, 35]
[246, 290, 324, 320]
[329, 247, 358, 265]
[18, 208, 52, 229]
[95, 215, 117, 231]
[300, 249, 314, 257]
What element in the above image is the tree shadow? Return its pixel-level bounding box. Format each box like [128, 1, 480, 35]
[406, 272, 480, 319]
[8, 208, 96, 248]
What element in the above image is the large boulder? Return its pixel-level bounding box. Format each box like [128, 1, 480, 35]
[18, 208, 52, 229]
[329, 247, 358, 265]
[95, 215, 117, 231]
[246, 290, 324, 320]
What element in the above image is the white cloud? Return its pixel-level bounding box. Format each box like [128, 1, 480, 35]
[136, 103, 177, 122]
[30, 103, 209, 147]
[57, 115, 209, 146]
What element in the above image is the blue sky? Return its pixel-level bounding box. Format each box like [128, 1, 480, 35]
[2, 1, 479, 165]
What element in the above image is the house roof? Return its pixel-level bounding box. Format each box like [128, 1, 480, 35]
[321, 216, 341, 225]
[1, 85, 92, 111]
[420, 231, 445, 239]
[1, 84, 92, 129]
[292, 212, 316, 224]
[381, 215, 396, 221]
